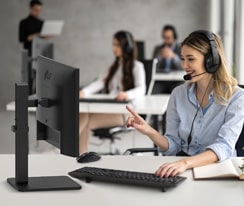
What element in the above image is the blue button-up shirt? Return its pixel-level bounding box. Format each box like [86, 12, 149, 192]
[161, 83, 244, 161]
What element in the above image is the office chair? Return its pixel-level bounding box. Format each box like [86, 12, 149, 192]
[136, 41, 145, 61]
[91, 59, 154, 154]
[236, 84, 244, 156]
[124, 84, 244, 156]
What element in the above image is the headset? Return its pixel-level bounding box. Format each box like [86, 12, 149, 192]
[192, 30, 220, 73]
[162, 25, 178, 40]
[124, 31, 134, 54]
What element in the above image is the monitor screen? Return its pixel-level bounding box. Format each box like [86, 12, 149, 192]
[21, 49, 29, 82]
[36, 56, 79, 157]
[32, 37, 54, 70]
[136, 41, 145, 60]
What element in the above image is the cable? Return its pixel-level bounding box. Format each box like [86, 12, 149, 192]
[186, 79, 213, 152]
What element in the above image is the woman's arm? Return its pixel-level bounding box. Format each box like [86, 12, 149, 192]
[81, 70, 109, 97]
[82, 78, 104, 96]
[155, 150, 218, 177]
[125, 61, 146, 99]
[126, 106, 169, 151]
[205, 90, 244, 161]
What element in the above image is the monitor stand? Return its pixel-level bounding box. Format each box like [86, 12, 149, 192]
[7, 83, 81, 192]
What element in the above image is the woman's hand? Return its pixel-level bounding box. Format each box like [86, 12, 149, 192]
[155, 159, 188, 177]
[116, 92, 128, 101]
[126, 105, 154, 136]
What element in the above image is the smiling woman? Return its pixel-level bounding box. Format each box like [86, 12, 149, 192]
[126, 30, 244, 178]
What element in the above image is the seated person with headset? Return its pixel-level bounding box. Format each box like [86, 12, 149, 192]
[127, 30, 244, 177]
[152, 25, 183, 94]
[78, 31, 146, 162]
[152, 25, 182, 73]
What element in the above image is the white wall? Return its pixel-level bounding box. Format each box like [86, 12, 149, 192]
[0, 0, 210, 109]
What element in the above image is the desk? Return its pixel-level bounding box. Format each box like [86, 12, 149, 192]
[153, 70, 186, 81]
[6, 94, 170, 115]
[1, 154, 243, 206]
[148, 69, 185, 94]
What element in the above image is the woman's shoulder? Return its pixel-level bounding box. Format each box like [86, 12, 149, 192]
[225, 86, 244, 106]
[168, 83, 189, 101]
[134, 60, 144, 69]
[233, 86, 244, 98]
[171, 83, 189, 94]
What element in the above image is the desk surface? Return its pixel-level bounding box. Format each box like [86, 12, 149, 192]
[6, 94, 170, 115]
[153, 70, 185, 81]
[1, 154, 243, 206]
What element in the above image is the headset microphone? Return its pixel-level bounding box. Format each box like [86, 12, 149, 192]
[183, 72, 207, 80]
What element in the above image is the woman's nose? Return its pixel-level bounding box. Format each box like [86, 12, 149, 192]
[181, 60, 188, 70]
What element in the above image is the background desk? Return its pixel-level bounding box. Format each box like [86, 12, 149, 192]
[1, 154, 243, 206]
[148, 70, 185, 94]
[6, 94, 170, 115]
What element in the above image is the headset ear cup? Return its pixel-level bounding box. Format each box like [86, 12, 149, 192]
[205, 53, 218, 73]
[124, 32, 133, 54]
[204, 53, 212, 73]
[192, 30, 220, 74]
[124, 43, 132, 54]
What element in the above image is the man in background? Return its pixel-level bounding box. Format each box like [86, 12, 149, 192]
[19, 0, 44, 56]
[151, 25, 183, 95]
[19, 0, 48, 94]
[153, 25, 181, 73]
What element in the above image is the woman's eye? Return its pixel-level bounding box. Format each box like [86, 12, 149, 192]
[188, 58, 195, 61]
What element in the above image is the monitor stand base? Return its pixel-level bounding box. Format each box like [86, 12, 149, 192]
[7, 176, 81, 192]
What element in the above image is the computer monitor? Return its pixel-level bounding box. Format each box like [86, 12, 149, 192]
[36, 56, 79, 157]
[32, 37, 54, 70]
[21, 49, 29, 82]
[136, 41, 145, 60]
[7, 56, 81, 191]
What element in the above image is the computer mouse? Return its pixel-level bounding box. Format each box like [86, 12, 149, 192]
[76, 152, 101, 163]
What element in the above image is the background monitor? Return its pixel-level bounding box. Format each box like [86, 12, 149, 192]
[36, 56, 79, 157]
[21, 49, 29, 82]
[32, 37, 54, 70]
[136, 41, 145, 61]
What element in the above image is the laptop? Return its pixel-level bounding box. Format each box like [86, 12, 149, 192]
[41, 20, 64, 36]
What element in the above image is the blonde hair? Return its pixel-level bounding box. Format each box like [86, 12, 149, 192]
[182, 31, 238, 105]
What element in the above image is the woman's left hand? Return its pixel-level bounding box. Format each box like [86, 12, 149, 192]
[116, 92, 129, 101]
[155, 159, 188, 177]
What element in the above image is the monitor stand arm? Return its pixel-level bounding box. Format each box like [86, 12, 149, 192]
[7, 83, 81, 192]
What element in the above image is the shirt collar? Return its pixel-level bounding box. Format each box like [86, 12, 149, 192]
[188, 83, 214, 106]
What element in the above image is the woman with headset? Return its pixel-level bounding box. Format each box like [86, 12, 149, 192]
[79, 31, 146, 155]
[126, 30, 244, 177]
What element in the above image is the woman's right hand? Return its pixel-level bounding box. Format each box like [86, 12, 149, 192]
[126, 105, 154, 136]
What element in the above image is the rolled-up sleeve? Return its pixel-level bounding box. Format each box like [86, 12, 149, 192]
[206, 91, 244, 161]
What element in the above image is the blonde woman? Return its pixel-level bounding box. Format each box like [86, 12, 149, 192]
[126, 30, 244, 177]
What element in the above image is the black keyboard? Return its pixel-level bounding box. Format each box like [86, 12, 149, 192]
[79, 98, 129, 104]
[69, 167, 186, 192]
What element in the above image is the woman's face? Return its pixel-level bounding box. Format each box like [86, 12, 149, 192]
[112, 38, 123, 57]
[181, 45, 208, 83]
